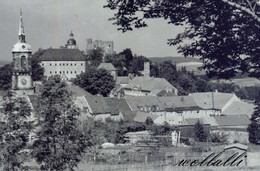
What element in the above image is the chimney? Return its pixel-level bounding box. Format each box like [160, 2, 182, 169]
[143, 62, 150, 78]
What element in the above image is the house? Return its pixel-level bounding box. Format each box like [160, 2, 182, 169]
[214, 115, 250, 130]
[97, 62, 117, 80]
[82, 95, 131, 121]
[125, 96, 165, 113]
[222, 101, 255, 118]
[124, 77, 178, 97]
[133, 111, 159, 123]
[159, 96, 201, 112]
[189, 91, 241, 114]
[38, 33, 87, 81]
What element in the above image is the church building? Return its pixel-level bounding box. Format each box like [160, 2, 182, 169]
[39, 32, 87, 81]
[11, 10, 34, 96]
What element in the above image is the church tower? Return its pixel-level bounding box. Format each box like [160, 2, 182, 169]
[11, 10, 34, 96]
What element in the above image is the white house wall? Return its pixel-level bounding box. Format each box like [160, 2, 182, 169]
[40, 61, 86, 80]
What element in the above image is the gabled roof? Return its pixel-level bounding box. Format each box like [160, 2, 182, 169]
[133, 111, 159, 123]
[85, 96, 131, 115]
[125, 77, 177, 94]
[97, 63, 116, 71]
[159, 96, 201, 111]
[39, 49, 86, 61]
[224, 143, 248, 151]
[116, 76, 130, 85]
[125, 96, 165, 112]
[214, 115, 250, 126]
[184, 118, 204, 125]
[189, 92, 239, 110]
[67, 84, 93, 97]
[222, 101, 255, 118]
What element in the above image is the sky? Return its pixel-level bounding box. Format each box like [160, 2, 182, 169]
[0, 0, 184, 62]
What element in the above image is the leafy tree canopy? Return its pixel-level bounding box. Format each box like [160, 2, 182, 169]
[0, 91, 34, 170]
[0, 64, 12, 90]
[32, 76, 86, 170]
[105, 0, 260, 79]
[73, 68, 115, 96]
[88, 47, 104, 67]
[248, 91, 260, 144]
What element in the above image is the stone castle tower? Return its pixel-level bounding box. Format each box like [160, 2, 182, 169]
[11, 10, 34, 96]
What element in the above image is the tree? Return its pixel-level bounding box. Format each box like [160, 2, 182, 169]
[105, 0, 260, 79]
[194, 121, 208, 142]
[105, 53, 128, 76]
[0, 64, 12, 90]
[248, 92, 260, 144]
[32, 76, 86, 170]
[119, 48, 133, 69]
[31, 48, 45, 81]
[0, 91, 34, 170]
[88, 47, 104, 67]
[128, 55, 150, 75]
[73, 68, 115, 96]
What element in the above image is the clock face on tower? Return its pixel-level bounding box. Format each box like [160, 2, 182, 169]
[21, 78, 27, 85]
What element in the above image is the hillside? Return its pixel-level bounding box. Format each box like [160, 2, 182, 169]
[149, 56, 202, 64]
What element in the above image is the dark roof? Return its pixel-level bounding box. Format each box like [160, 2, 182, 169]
[125, 77, 177, 94]
[190, 92, 238, 110]
[214, 115, 250, 126]
[85, 96, 131, 115]
[125, 96, 165, 112]
[39, 49, 86, 61]
[133, 111, 159, 123]
[159, 96, 201, 111]
[184, 118, 204, 125]
[97, 63, 116, 71]
[67, 84, 93, 97]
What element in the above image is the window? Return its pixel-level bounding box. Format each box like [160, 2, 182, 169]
[60, 63, 61, 66]
[60, 71, 61, 74]
[75, 63, 76, 66]
[50, 63, 52, 66]
[66, 63, 68, 66]
[75, 71, 77, 74]
[63, 63, 65, 66]
[71, 63, 73, 66]
[81, 63, 83, 66]
[55, 71, 57, 74]
[71, 71, 73, 74]
[55, 63, 57, 66]
[42, 63, 44, 66]
[50, 71, 52, 74]
[63, 71, 65, 74]
[67, 71, 68, 74]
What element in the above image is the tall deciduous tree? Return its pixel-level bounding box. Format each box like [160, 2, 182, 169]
[194, 121, 208, 142]
[248, 92, 260, 144]
[0, 91, 34, 170]
[31, 48, 45, 81]
[32, 76, 86, 170]
[73, 68, 115, 97]
[0, 64, 12, 90]
[88, 47, 104, 67]
[105, 0, 260, 79]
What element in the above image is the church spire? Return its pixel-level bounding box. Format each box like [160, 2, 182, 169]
[18, 9, 26, 43]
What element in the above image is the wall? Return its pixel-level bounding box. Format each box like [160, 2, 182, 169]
[40, 61, 86, 80]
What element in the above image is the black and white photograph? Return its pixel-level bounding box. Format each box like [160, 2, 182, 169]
[0, 0, 259, 170]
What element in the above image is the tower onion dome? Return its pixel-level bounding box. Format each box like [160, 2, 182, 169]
[12, 10, 32, 53]
[67, 31, 76, 46]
